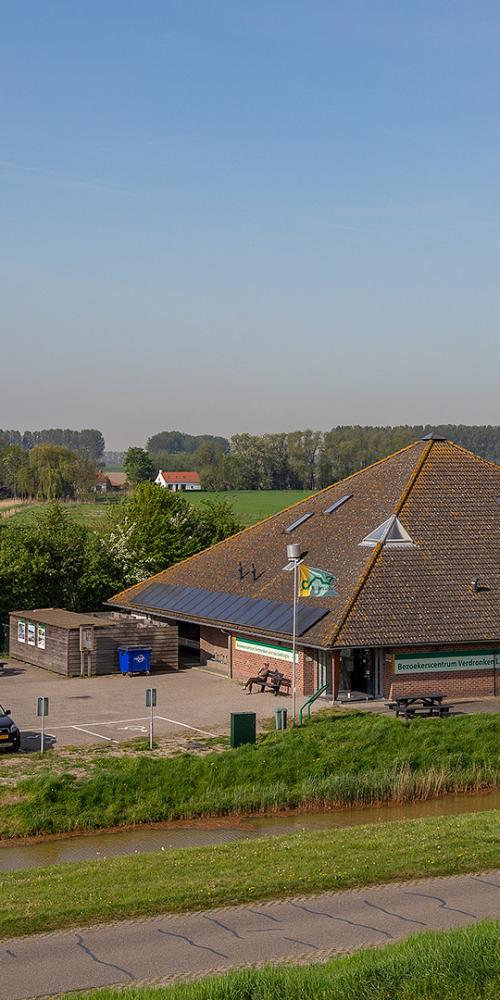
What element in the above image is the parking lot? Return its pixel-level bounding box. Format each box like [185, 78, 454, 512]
[1, 659, 498, 754]
[0, 659, 299, 751]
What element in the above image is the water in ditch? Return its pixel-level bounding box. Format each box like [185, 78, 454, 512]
[1, 790, 498, 872]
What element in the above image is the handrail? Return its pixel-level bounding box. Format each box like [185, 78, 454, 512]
[299, 683, 328, 726]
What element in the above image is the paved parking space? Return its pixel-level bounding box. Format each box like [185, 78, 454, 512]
[0, 660, 302, 750]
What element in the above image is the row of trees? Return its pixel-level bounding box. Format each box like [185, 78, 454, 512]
[132, 424, 500, 491]
[0, 428, 105, 460]
[0, 442, 97, 500]
[0, 484, 240, 619]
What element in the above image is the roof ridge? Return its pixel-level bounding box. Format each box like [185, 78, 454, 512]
[327, 438, 434, 647]
[109, 439, 429, 607]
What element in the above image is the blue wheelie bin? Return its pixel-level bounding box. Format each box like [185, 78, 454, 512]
[118, 646, 152, 676]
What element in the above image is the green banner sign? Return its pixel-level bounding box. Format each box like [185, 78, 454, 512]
[235, 637, 294, 663]
[395, 650, 498, 675]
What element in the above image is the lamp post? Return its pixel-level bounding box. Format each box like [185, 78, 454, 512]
[286, 542, 301, 723]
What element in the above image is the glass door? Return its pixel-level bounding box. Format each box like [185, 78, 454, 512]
[317, 650, 333, 696]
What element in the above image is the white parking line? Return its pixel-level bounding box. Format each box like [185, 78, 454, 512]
[50, 717, 150, 730]
[70, 726, 119, 743]
[154, 716, 217, 737]
[42, 716, 217, 739]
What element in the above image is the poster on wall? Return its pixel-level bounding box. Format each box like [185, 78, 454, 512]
[37, 625, 46, 650]
[18, 620, 26, 643]
[27, 622, 36, 646]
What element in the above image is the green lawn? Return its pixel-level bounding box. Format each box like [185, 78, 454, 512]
[1, 501, 115, 527]
[1, 713, 498, 839]
[1, 491, 311, 530]
[61, 920, 500, 1000]
[0, 810, 498, 939]
[183, 490, 312, 525]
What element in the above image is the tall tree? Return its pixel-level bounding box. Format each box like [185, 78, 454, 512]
[123, 447, 156, 485]
[29, 444, 79, 500]
[106, 482, 240, 583]
[0, 505, 122, 616]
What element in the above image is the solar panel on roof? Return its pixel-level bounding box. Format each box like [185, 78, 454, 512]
[285, 512, 313, 533]
[130, 583, 328, 636]
[324, 494, 352, 514]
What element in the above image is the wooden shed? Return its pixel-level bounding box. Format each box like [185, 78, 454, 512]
[9, 609, 178, 677]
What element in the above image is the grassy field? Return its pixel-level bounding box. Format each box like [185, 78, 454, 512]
[1, 713, 498, 839]
[61, 921, 500, 1000]
[1, 491, 311, 530]
[0, 500, 115, 527]
[183, 490, 311, 526]
[0, 810, 498, 939]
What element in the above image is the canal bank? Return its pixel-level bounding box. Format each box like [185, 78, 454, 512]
[1, 790, 499, 872]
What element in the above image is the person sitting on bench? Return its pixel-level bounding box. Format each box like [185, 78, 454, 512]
[244, 665, 270, 693]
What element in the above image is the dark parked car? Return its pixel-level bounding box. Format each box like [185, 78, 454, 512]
[0, 704, 20, 751]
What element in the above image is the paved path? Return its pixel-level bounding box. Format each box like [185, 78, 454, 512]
[1, 872, 499, 999]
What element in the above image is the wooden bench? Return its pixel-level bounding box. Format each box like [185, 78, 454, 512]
[262, 675, 291, 696]
[400, 704, 454, 720]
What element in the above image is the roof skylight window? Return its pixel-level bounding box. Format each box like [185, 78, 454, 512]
[360, 514, 414, 548]
[324, 494, 352, 515]
[285, 512, 313, 533]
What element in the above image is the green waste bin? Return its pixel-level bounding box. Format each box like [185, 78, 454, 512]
[230, 712, 256, 748]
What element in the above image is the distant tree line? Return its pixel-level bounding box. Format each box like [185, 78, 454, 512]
[0, 428, 104, 460]
[141, 424, 500, 490]
[0, 440, 98, 500]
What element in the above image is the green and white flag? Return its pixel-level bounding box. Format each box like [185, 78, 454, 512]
[299, 564, 338, 597]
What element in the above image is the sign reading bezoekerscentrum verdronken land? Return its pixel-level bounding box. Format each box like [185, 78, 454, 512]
[394, 650, 499, 674]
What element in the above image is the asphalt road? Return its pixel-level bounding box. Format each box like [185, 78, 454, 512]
[1, 872, 499, 999]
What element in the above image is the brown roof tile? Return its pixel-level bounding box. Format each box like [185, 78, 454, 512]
[110, 439, 499, 648]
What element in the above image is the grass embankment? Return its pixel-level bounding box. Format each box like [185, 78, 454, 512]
[62, 921, 500, 1000]
[1, 713, 498, 839]
[0, 811, 498, 939]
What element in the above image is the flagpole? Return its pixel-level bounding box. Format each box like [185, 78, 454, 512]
[286, 542, 301, 725]
[292, 556, 298, 724]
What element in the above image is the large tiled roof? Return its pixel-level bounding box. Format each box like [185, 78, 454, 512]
[158, 471, 200, 484]
[109, 439, 500, 649]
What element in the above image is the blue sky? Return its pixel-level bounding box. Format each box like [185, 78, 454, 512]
[1, 1, 499, 448]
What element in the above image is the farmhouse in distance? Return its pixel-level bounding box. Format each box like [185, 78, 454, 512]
[154, 470, 202, 491]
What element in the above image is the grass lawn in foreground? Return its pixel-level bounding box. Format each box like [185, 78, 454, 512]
[61, 920, 500, 1000]
[0, 810, 498, 939]
[1, 712, 498, 839]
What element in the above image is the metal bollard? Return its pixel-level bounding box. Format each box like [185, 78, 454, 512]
[275, 708, 288, 730]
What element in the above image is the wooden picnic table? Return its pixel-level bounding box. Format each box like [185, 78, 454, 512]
[387, 693, 452, 719]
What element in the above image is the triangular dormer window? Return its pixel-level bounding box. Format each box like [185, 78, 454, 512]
[360, 514, 414, 548]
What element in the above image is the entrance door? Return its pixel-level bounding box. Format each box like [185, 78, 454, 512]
[317, 650, 333, 696]
[339, 649, 382, 699]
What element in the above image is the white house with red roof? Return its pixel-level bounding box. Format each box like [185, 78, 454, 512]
[155, 470, 201, 492]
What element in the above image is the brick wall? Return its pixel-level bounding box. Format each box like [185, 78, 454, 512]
[231, 638, 315, 696]
[385, 644, 498, 699]
[200, 626, 229, 666]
